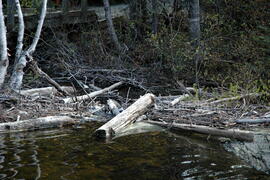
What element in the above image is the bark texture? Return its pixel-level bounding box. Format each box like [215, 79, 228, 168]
[188, 0, 201, 46]
[0, 0, 9, 88]
[103, 0, 122, 52]
[9, 0, 48, 90]
[94, 93, 156, 139]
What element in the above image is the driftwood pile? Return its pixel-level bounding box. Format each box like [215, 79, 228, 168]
[1, 79, 269, 142]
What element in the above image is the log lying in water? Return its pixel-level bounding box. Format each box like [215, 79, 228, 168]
[0, 116, 76, 133]
[93, 93, 156, 139]
[62, 82, 123, 103]
[147, 120, 254, 142]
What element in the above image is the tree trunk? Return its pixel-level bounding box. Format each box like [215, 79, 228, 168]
[0, 0, 9, 88]
[7, 0, 15, 31]
[188, 0, 200, 46]
[103, 0, 122, 52]
[93, 93, 156, 139]
[9, 0, 48, 90]
[151, 0, 158, 34]
[188, 0, 201, 88]
[14, 0, 25, 64]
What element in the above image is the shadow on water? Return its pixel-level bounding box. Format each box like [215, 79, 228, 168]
[224, 130, 270, 175]
[0, 122, 269, 179]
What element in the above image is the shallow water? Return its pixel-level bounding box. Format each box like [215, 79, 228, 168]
[0, 123, 268, 180]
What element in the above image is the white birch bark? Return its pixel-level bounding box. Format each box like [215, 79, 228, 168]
[0, 0, 9, 88]
[9, 0, 48, 90]
[14, 0, 24, 63]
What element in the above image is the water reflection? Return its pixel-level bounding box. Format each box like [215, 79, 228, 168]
[0, 123, 268, 179]
[224, 133, 270, 175]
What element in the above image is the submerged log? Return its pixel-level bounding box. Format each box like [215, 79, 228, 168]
[94, 93, 156, 139]
[62, 82, 123, 103]
[0, 116, 75, 133]
[147, 120, 254, 142]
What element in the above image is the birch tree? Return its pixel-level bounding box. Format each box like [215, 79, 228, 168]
[0, 0, 9, 88]
[9, 0, 48, 90]
[103, 0, 122, 52]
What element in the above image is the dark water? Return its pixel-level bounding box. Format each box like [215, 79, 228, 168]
[0, 123, 268, 180]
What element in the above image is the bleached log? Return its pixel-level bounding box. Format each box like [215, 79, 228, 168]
[0, 0, 9, 88]
[62, 82, 123, 103]
[202, 93, 259, 105]
[94, 93, 156, 139]
[0, 116, 75, 133]
[18, 86, 75, 97]
[170, 94, 190, 106]
[148, 120, 254, 142]
[107, 99, 121, 115]
[236, 118, 270, 124]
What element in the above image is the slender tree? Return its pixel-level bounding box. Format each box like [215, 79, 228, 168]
[151, 0, 158, 34]
[188, 0, 201, 88]
[0, 0, 9, 88]
[188, 0, 200, 47]
[9, 0, 48, 90]
[103, 0, 122, 52]
[7, 0, 15, 30]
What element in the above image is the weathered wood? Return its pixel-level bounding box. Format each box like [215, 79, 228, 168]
[201, 93, 259, 105]
[236, 118, 270, 124]
[18, 86, 75, 97]
[94, 93, 156, 139]
[148, 120, 254, 142]
[62, 82, 123, 103]
[107, 99, 121, 115]
[170, 94, 190, 106]
[23, 9, 97, 29]
[0, 116, 75, 133]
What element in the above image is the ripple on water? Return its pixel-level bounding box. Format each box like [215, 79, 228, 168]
[0, 124, 268, 179]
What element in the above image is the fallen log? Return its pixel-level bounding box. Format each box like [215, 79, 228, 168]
[107, 99, 121, 115]
[93, 93, 156, 139]
[62, 82, 123, 103]
[236, 118, 270, 124]
[201, 93, 259, 105]
[170, 94, 190, 106]
[0, 116, 75, 133]
[147, 120, 254, 142]
[18, 86, 75, 97]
